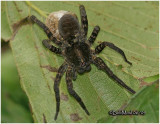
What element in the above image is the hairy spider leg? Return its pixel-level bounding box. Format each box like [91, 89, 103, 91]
[66, 66, 90, 115]
[79, 5, 88, 37]
[54, 63, 68, 120]
[88, 26, 100, 44]
[71, 67, 77, 81]
[42, 39, 62, 54]
[92, 57, 136, 94]
[95, 42, 132, 65]
[29, 15, 62, 46]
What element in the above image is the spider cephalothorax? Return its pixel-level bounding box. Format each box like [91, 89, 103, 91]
[29, 5, 135, 120]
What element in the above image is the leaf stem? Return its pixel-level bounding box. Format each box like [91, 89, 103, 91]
[25, 1, 48, 18]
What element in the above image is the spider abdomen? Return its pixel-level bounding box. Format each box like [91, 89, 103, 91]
[45, 11, 78, 41]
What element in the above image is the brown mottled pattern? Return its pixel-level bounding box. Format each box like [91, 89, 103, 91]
[46, 11, 78, 42]
[80, 5, 88, 37]
[30, 15, 61, 46]
[88, 26, 100, 44]
[42, 39, 62, 54]
[46, 12, 60, 41]
[70, 113, 82, 122]
[74, 48, 85, 64]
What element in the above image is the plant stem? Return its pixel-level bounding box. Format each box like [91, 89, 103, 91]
[25, 1, 48, 18]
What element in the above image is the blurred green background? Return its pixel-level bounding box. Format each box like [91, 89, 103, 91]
[1, 41, 33, 123]
[1, 1, 159, 123]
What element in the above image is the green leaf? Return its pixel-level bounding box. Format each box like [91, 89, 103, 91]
[97, 81, 159, 123]
[1, 49, 33, 123]
[1, 2, 12, 41]
[1, 1, 158, 123]
[143, 74, 159, 83]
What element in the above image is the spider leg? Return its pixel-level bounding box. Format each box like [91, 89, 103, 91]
[79, 5, 88, 37]
[95, 42, 132, 65]
[88, 26, 100, 45]
[66, 66, 90, 115]
[29, 15, 62, 46]
[42, 39, 62, 54]
[54, 63, 68, 120]
[92, 56, 136, 94]
[72, 67, 77, 81]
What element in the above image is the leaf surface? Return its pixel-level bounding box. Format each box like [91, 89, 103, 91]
[1, 1, 158, 122]
[97, 81, 159, 123]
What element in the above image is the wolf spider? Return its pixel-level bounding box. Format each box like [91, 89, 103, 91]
[29, 5, 136, 120]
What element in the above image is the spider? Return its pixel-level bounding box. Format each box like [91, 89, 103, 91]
[29, 5, 136, 120]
